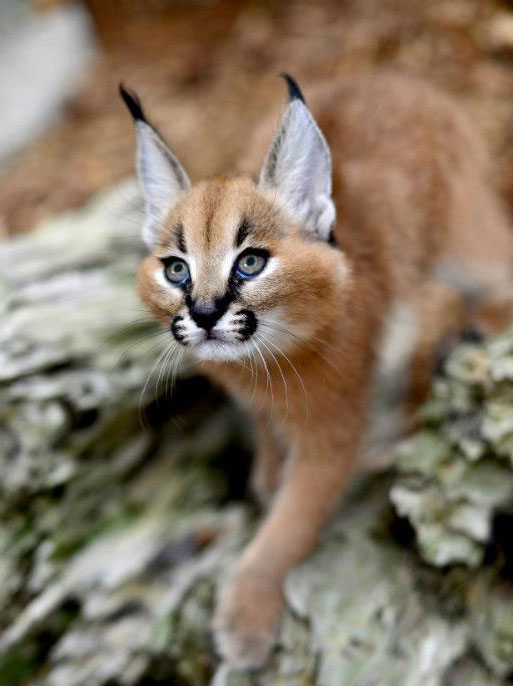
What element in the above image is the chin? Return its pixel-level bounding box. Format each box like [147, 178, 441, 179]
[192, 338, 255, 362]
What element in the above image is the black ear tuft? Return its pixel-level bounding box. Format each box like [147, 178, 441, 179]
[119, 83, 147, 123]
[280, 73, 306, 104]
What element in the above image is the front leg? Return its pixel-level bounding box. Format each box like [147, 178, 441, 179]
[250, 416, 287, 508]
[214, 422, 363, 669]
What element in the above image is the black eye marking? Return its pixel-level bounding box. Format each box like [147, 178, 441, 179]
[159, 256, 192, 290]
[176, 224, 187, 254]
[224, 247, 270, 303]
[235, 217, 252, 248]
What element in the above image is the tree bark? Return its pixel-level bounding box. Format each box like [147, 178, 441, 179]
[1, 182, 512, 686]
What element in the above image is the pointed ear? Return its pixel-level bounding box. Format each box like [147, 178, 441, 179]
[258, 75, 335, 241]
[120, 85, 191, 249]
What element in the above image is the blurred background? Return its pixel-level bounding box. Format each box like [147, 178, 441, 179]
[4, 0, 513, 237]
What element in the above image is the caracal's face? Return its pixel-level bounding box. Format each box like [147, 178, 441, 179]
[138, 178, 349, 362]
[122, 76, 349, 362]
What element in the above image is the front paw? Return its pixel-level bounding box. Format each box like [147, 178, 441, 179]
[213, 568, 284, 670]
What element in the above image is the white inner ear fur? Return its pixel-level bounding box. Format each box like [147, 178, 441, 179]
[136, 121, 191, 249]
[259, 99, 335, 241]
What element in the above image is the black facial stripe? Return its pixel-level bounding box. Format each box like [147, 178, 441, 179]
[236, 309, 257, 341]
[171, 316, 188, 345]
[235, 217, 252, 247]
[176, 224, 187, 253]
[204, 200, 215, 247]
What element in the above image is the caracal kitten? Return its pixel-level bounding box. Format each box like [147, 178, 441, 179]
[121, 72, 513, 668]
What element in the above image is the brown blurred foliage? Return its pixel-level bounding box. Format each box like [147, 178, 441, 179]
[2, 0, 513, 235]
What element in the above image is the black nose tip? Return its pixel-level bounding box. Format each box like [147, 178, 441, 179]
[189, 301, 224, 331]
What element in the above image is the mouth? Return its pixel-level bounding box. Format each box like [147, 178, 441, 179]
[193, 316, 257, 360]
[193, 337, 255, 362]
[197, 327, 241, 346]
[204, 329, 222, 341]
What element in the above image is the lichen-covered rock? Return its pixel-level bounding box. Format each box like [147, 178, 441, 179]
[391, 333, 513, 569]
[390, 331, 513, 680]
[1, 184, 513, 685]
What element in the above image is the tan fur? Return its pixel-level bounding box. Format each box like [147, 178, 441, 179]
[136, 71, 513, 668]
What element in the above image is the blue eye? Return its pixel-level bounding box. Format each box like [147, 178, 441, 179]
[236, 253, 267, 278]
[164, 258, 190, 285]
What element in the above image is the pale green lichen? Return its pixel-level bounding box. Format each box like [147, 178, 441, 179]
[392, 329, 513, 569]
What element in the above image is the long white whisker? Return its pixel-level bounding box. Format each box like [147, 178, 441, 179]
[163, 344, 183, 398]
[117, 330, 169, 364]
[139, 341, 174, 428]
[169, 347, 186, 405]
[248, 346, 259, 403]
[259, 318, 341, 353]
[259, 330, 310, 421]
[256, 333, 288, 422]
[253, 338, 273, 426]
[157, 342, 176, 400]
[259, 319, 341, 375]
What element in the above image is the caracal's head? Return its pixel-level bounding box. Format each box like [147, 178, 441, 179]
[121, 76, 351, 363]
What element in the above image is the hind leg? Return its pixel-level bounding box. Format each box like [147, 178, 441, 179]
[442, 168, 513, 337]
[406, 280, 467, 416]
[407, 279, 513, 424]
